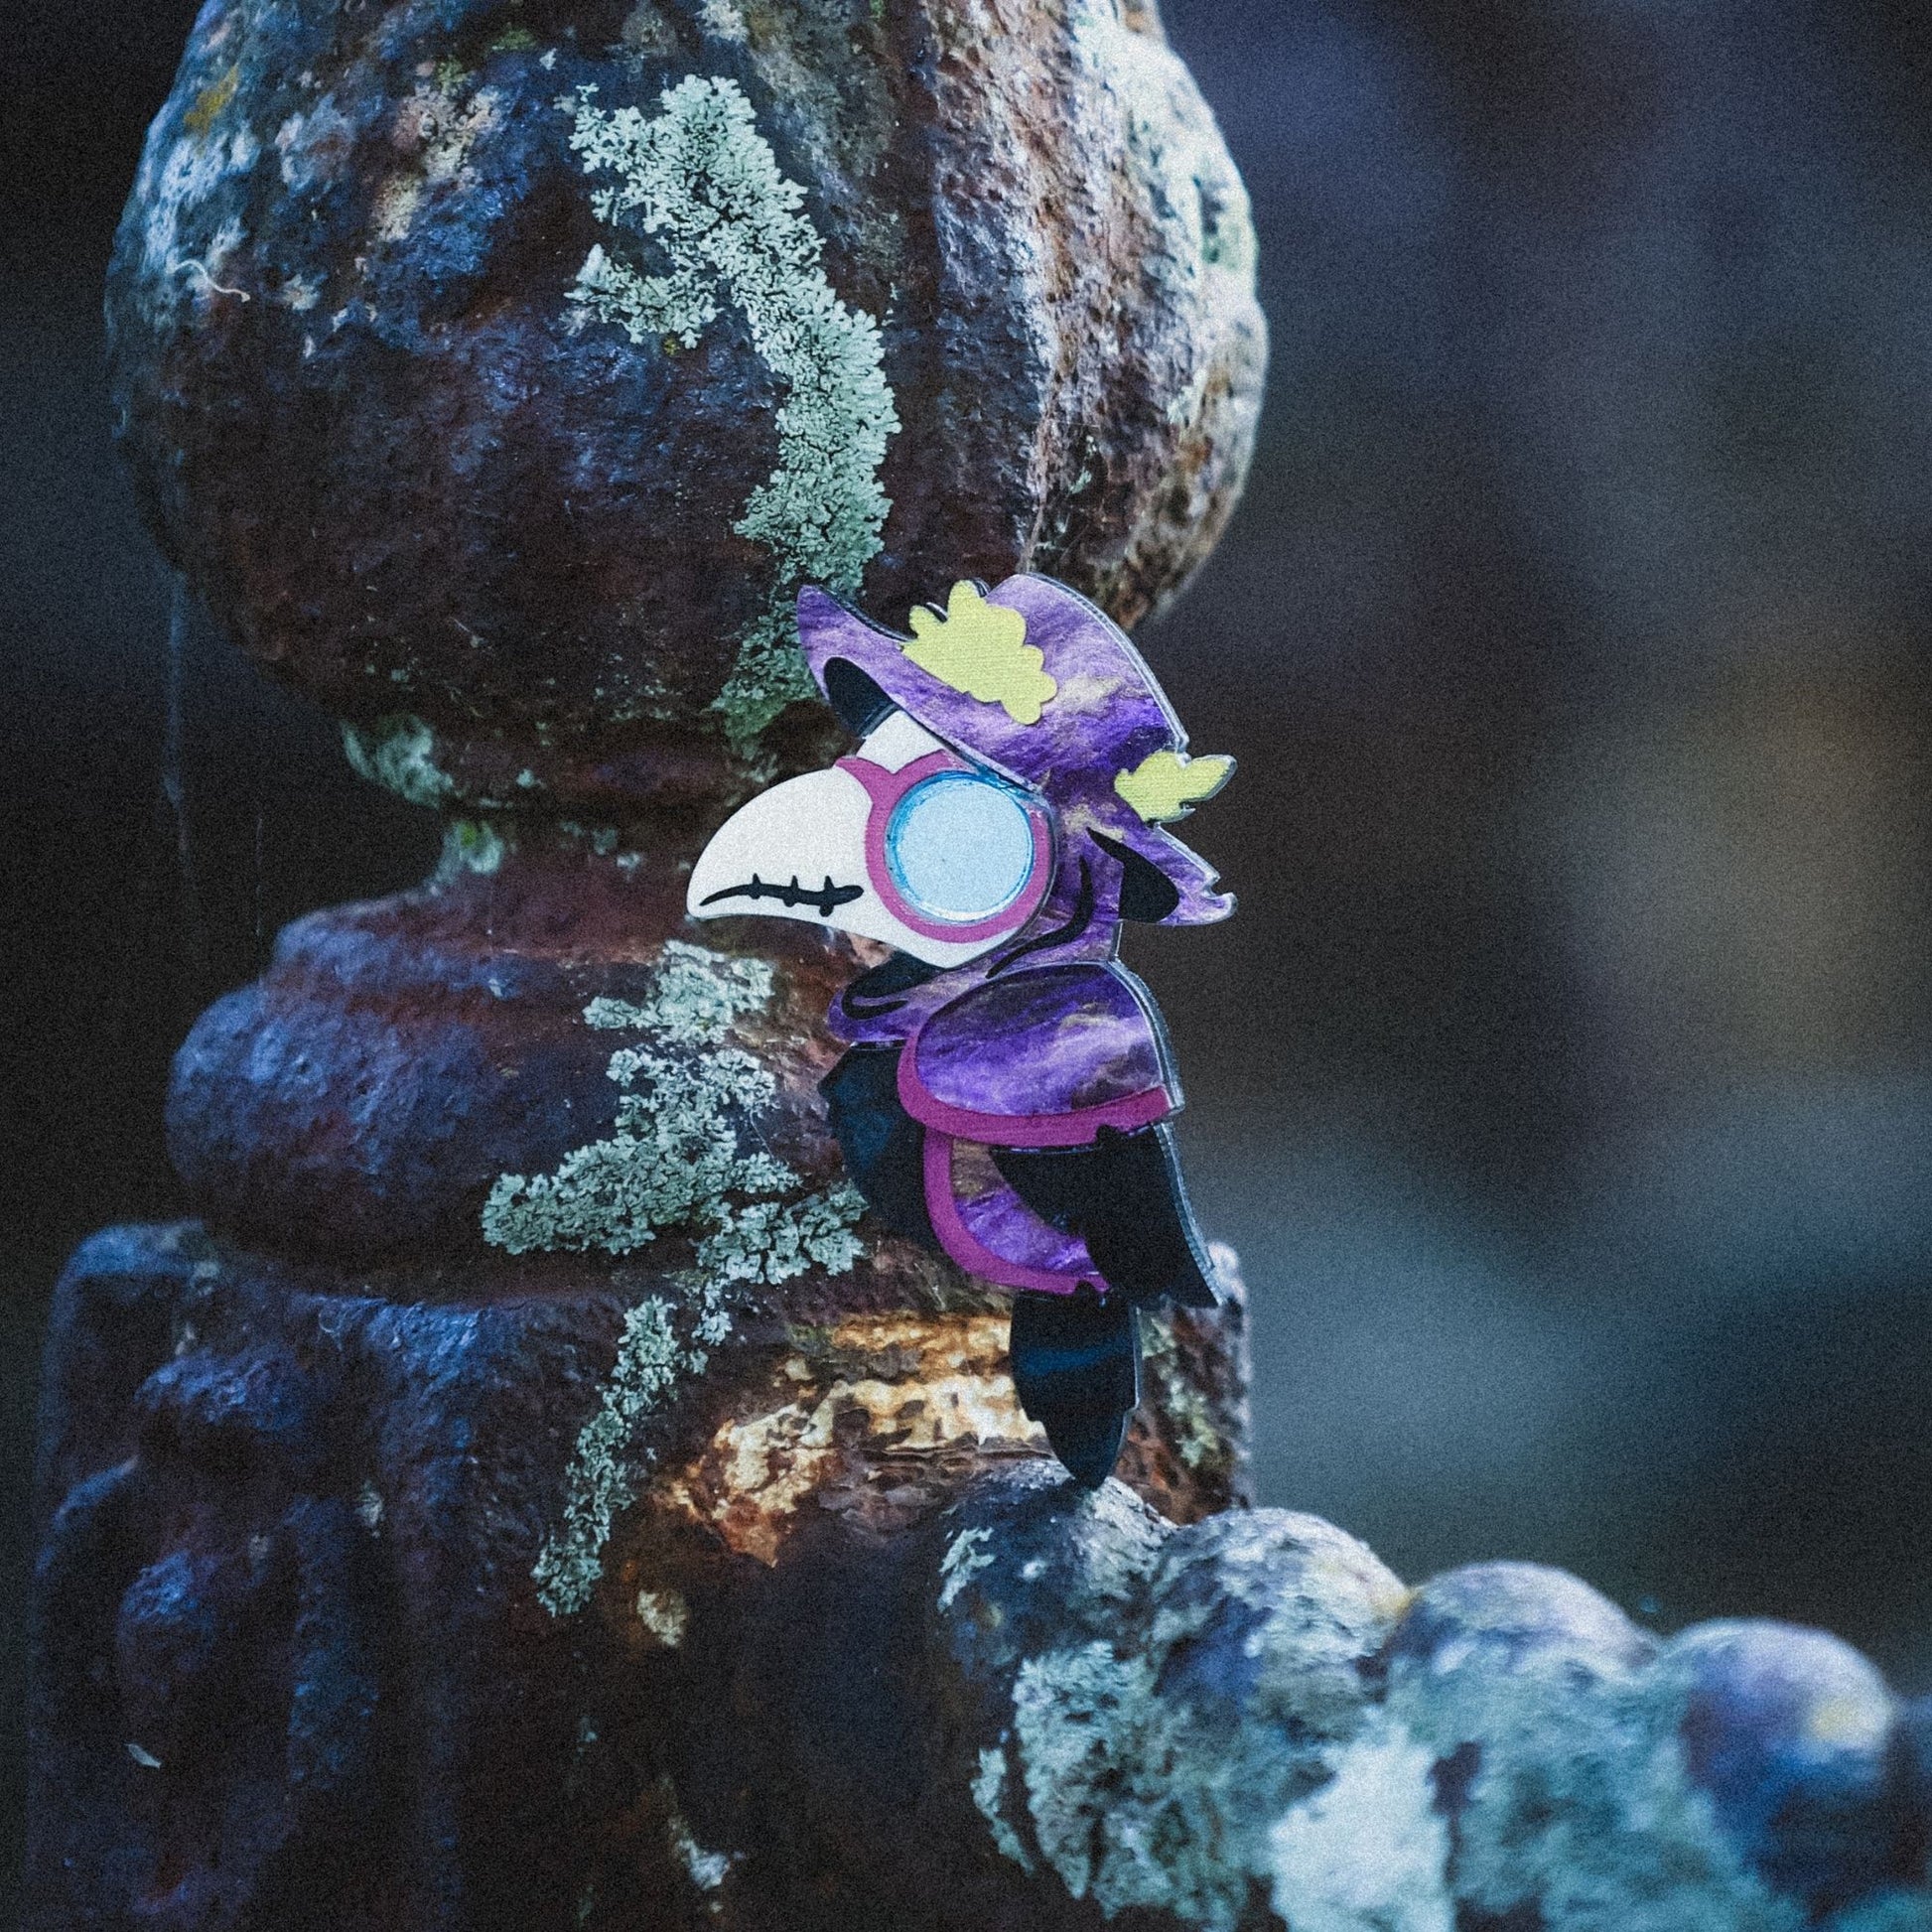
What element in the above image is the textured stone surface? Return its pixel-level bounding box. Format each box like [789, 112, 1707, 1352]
[106, 0, 1265, 800]
[919, 1475, 1932, 1932]
[28, 1222, 1247, 1930]
[31, 1236, 1932, 1932]
[166, 823, 856, 1268]
[40, 3, 1268, 1913]
[49, 0, 1932, 1924]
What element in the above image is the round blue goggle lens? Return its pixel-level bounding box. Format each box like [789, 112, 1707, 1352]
[884, 773, 1037, 924]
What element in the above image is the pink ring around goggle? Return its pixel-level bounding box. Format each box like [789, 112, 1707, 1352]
[835, 750, 1055, 944]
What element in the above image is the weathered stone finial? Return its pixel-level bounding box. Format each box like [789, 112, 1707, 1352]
[107, 0, 1264, 804]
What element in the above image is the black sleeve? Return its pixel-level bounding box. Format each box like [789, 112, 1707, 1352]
[991, 1123, 1219, 1307]
[818, 1045, 938, 1251]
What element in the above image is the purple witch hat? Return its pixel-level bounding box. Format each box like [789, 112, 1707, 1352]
[796, 575, 1235, 926]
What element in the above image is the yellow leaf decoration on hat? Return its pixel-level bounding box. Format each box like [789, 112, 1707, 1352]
[902, 582, 1057, 725]
[1115, 749, 1235, 823]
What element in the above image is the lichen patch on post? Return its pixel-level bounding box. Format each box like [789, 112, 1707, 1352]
[980, 1507, 1414, 1930]
[657, 1775, 740, 1901]
[1268, 1723, 1453, 1932]
[483, 940, 865, 1277]
[566, 75, 900, 750]
[139, 109, 258, 318]
[972, 1743, 1035, 1874]
[1384, 1608, 1803, 1932]
[1011, 1642, 1181, 1914]
[1007, 1617, 1342, 1927]
[535, 1296, 700, 1617]
[342, 713, 457, 808]
[939, 1526, 996, 1610]
[635, 1586, 688, 1647]
[512, 942, 877, 1606]
[585, 940, 772, 1045]
[1139, 1309, 1223, 1473]
[696, 0, 749, 42]
[369, 68, 500, 242]
[439, 819, 506, 876]
[1073, 0, 1258, 335]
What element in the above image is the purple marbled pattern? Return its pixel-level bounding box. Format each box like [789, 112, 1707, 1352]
[798, 572, 1227, 1291]
[798, 576, 1234, 927]
[827, 863, 1110, 1051]
[908, 964, 1171, 1123]
[957, 1182, 1099, 1279]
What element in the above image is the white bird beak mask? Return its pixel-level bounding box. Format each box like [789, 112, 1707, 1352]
[686, 709, 1055, 971]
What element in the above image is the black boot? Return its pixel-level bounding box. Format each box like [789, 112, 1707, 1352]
[1009, 1288, 1142, 1488]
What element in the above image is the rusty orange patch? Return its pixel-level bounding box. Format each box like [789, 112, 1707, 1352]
[654, 1312, 1041, 1564]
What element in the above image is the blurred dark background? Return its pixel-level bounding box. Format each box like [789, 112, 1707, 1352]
[5, 0, 1932, 1909]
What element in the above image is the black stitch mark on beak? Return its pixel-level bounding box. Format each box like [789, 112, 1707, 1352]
[700, 875, 866, 917]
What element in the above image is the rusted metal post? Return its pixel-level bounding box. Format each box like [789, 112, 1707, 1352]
[29, 1, 1932, 1928]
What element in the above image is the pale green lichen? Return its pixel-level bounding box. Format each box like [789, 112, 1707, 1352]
[938, 1526, 996, 1610]
[342, 714, 457, 809]
[1059, 0, 1265, 584]
[1386, 1624, 1800, 1932]
[532, 1259, 757, 1615]
[439, 818, 506, 875]
[1138, 1310, 1223, 1474]
[697, 1182, 867, 1284]
[635, 1586, 688, 1647]
[1268, 1722, 1452, 1932]
[1012, 1642, 1200, 1917]
[660, 1776, 740, 1896]
[970, 1490, 1883, 1930]
[485, 941, 865, 1278]
[696, 0, 748, 41]
[560, 817, 621, 857]
[1073, 1478, 1173, 1604]
[534, 1295, 692, 1616]
[1009, 1622, 1329, 1927]
[587, 938, 774, 1042]
[566, 75, 900, 751]
[621, 3, 680, 57]
[1072, 0, 1257, 326]
[972, 1744, 1035, 1874]
[139, 67, 260, 318]
[991, 1508, 1417, 1928]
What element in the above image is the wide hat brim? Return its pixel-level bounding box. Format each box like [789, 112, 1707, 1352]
[797, 576, 1233, 926]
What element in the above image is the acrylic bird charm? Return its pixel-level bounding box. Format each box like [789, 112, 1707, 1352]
[688, 574, 1235, 1487]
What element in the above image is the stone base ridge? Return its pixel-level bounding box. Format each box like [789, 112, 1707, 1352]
[26, 1219, 1247, 1929]
[29, 1222, 1932, 1931]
